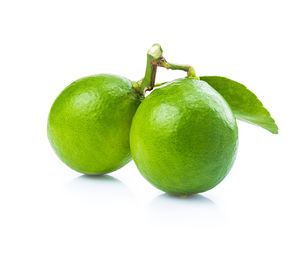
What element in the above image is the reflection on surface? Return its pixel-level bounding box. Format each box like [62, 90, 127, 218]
[148, 193, 223, 225]
[66, 174, 134, 203]
[155, 193, 215, 204]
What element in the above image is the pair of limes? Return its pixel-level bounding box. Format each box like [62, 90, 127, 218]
[48, 45, 278, 195]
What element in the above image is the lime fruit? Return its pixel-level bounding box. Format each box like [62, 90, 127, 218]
[130, 78, 238, 195]
[48, 74, 143, 174]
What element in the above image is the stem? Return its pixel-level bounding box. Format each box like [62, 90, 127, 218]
[154, 81, 168, 87]
[132, 43, 199, 94]
[140, 44, 163, 93]
[159, 57, 198, 79]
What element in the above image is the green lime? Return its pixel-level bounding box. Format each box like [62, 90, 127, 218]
[130, 78, 238, 195]
[48, 74, 143, 174]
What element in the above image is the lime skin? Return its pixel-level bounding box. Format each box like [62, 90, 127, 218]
[48, 74, 143, 175]
[130, 78, 238, 195]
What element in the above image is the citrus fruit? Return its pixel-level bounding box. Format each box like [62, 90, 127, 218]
[130, 78, 238, 195]
[48, 74, 143, 174]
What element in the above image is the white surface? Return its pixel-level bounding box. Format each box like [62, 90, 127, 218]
[1, 0, 299, 262]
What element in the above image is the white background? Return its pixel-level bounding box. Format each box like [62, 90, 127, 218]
[1, 0, 299, 262]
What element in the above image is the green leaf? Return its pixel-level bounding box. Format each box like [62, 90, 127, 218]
[200, 76, 278, 134]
